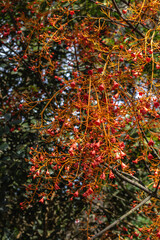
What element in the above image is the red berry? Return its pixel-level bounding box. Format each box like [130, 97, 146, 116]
[134, 232, 139, 237]
[146, 57, 151, 63]
[156, 64, 160, 69]
[88, 187, 93, 195]
[100, 172, 106, 180]
[73, 191, 79, 197]
[99, 84, 104, 91]
[95, 119, 101, 126]
[98, 67, 103, 73]
[19, 104, 23, 109]
[68, 182, 73, 187]
[70, 81, 76, 88]
[131, 52, 136, 57]
[120, 57, 124, 62]
[154, 101, 159, 108]
[112, 81, 119, 90]
[148, 153, 153, 160]
[139, 91, 144, 96]
[69, 10, 75, 16]
[122, 9, 127, 14]
[138, 52, 143, 58]
[157, 231, 160, 238]
[148, 139, 154, 146]
[23, 54, 27, 59]
[154, 170, 158, 175]
[123, 227, 128, 231]
[148, 50, 153, 54]
[88, 69, 93, 75]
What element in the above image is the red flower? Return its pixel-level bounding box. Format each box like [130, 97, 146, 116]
[99, 84, 104, 91]
[112, 81, 119, 90]
[88, 187, 93, 195]
[154, 101, 159, 108]
[74, 191, 79, 197]
[132, 159, 138, 164]
[122, 227, 128, 231]
[148, 139, 154, 146]
[88, 69, 93, 75]
[121, 162, 127, 169]
[69, 10, 75, 16]
[98, 67, 103, 73]
[55, 183, 60, 190]
[148, 153, 153, 160]
[156, 64, 160, 69]
[109, 170, 115, 179]
[68, 182, 73, 187]
[122, 9, 127, 14]
[70, 81, 76, 88]
[39, 197, 44, 204]
[100, 172, 106, 180]
[157, 230, 160, 238]
[46, 170, 50, 176]
[146, 57, 151, 63]
[23, 54, 27, 59]
[95, 119, 101, 126]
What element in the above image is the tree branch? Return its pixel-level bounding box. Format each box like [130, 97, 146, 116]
[112, 168, 152, 195]
[91, 195, 151, 239]
[107, 165, 160, 200]
[111, 0, 145, 38]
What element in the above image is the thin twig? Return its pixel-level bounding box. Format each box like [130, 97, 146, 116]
[138, 122, 160, 161]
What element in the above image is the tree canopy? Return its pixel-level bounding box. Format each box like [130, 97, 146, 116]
[0, 0, 160, 239]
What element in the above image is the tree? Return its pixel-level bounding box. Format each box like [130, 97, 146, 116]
[0, 0, 160, 239]
[0, 0, 87, 239]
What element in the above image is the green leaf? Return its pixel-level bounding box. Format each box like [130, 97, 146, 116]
[0, 142, 9, 151]
[11, 119, 22, 125]
[37, 229, 43, 236]
[124, 37, 129, 43]
[4, 113, 11, 121]
[4, 126, 10, 134]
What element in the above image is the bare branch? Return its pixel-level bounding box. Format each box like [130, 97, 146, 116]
[112, 168, 152, 195]
[91, 195, 151, 239]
